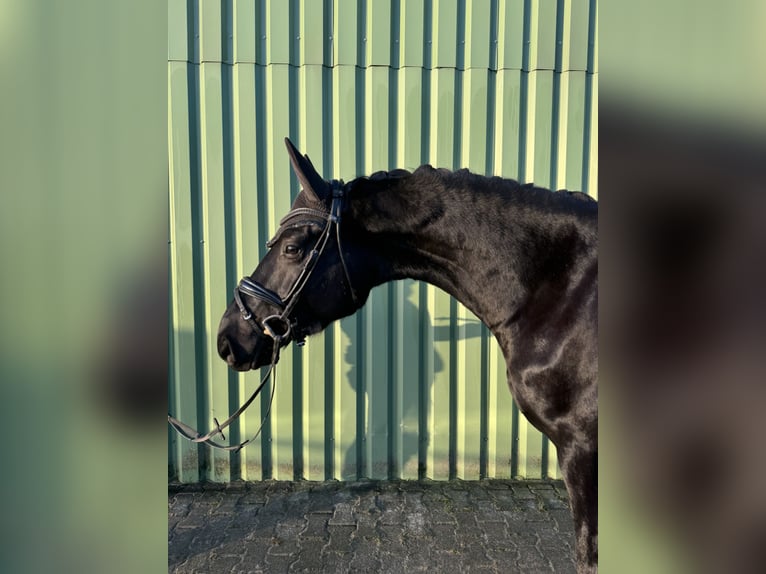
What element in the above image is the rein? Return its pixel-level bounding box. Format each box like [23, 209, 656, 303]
[167, 180, 355, 452]
[167, 343, 280, 452]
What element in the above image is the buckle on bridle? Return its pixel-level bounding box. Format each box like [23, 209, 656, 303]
[261, 314, 292, 344]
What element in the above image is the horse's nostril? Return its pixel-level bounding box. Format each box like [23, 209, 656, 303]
[218, 336, 233, 363]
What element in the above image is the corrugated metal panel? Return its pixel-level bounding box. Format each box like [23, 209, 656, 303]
[169, 0, 598, 483]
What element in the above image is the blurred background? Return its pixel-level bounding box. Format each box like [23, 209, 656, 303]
[600, 1, 766, 573]
[0, 1, 166, 572]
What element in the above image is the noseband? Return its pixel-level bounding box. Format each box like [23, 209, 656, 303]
[233, 180, 358, 348]
[168, 180, 357, 452]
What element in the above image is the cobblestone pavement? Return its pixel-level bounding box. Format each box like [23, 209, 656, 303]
[169, 480, 576, 573]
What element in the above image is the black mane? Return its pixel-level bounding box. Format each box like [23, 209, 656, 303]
[348, 165, 597, 211]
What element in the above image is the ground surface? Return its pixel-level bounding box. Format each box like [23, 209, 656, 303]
[169, 479, 576, 573]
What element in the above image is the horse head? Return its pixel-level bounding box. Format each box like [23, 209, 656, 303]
[217, 138, 367, 371]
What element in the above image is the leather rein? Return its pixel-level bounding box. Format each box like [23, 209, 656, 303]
[167, 181, 356, 452]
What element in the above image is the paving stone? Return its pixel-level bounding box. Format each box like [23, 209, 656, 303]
[474, 499, 506, 523]
[479, 520, 509, 545]
[298, 536, 326, 556]
[174, 513, 209, 530]
[376, 523, 408, 555]
[396, 480, 425, 491]
[376, 488, 404, 505]
[226, 504, 260, 529]
[453, 510, 478, 531]
[266, 481, 296, 497]
[516, 549, 554, 572]
[538, 488, 571, 511]
[268, 536, 300, 557]
[485, 545, 519, 566]
[550, 509, 576, 532]
[468, 485, 492, 501]
[403, 509, 428, 536]
[252, 505, 289, 535]
[169, 480, 577, 573]
[348, 546, 382, 572]
[239, 491, 267, 505]
[168, 530, 197, 565]
[304, 486, 337, 513]
[167, 513, 183, 532]
[511, 484, 538, 499]
[517, 497, 543, 514]
[354, 513, 378, 539]
[194, 491, 224, 508]
[378, 551, 409, 573]
[468, 564, 497, 572]
[188, 530, 229, 554]
[241, 536, 272, 564]
[431, 549, 471, 573]
[275, 517, 306, 539]
[497, 499, 523, 514]
[170, 492, 195, 515]
[459, 539, 492, 564]
[553, 482, 571, 499]
[325, 525, 355, 553]
[328, 501, 356, 526]
[300, 513, 329, 537]
[208, 552, 243, 572]
[263, 551, 296, 573]
[354, 490, 382, 517]
[321, 550, 353, 573]
[429, 522, 459, 550]
[428, 510, 458, 525]
[284, 490, 310, 510]
[173, 553, 211, 573]
[443, 487, 472, 510]
[377, 494, 407, 525]
[508, 530, 539, 548]
[548, 553, 577, 574]
[289, 538, 325, 572]
[403, 545, 433, 570]
[420, 494, 456, 524]
[215, 493, 242, 512]
[538, 526, 572, 551]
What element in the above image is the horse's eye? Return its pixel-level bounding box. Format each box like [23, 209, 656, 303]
[283, 244, 300, 257]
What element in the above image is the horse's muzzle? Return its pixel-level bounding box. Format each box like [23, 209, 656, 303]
[217, 332, 274, 371]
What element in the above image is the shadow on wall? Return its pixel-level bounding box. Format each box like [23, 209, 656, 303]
[340, 279, 484, 479]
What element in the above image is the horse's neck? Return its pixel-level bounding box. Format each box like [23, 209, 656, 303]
[348, 170, 597, 340]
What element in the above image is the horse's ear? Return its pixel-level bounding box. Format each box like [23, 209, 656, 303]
[284, 137, 327, 203]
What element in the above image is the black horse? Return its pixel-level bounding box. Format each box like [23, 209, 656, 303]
[217, 138, 598, 573]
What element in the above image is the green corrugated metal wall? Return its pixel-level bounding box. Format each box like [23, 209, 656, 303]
[168, 0, 598, 483]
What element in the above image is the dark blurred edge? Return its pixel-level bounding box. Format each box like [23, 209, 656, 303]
[0, 1, 167, 573]
[600, 97, 766, 574]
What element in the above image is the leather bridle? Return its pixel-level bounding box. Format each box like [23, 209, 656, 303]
[168, 180, 357, 452]
[233, 180, 357, 349]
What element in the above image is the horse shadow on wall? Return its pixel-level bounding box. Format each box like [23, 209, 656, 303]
[339, 279, 484, 479]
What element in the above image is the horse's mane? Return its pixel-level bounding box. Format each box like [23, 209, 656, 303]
[354, 168, 412, 183]
[555, 189, 596, 202]
[349, 165, 597, 205]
